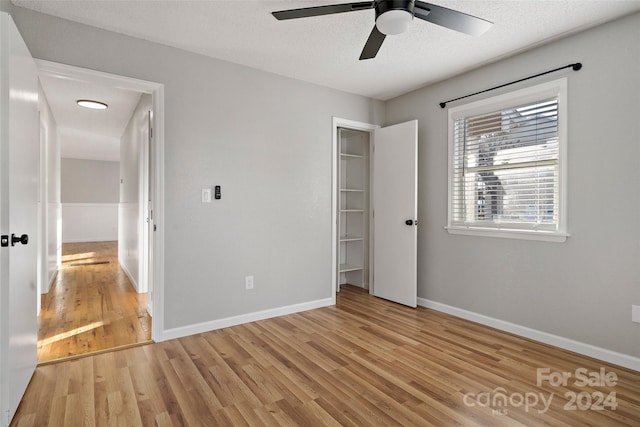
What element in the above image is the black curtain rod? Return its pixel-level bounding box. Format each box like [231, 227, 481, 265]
[439, 62, 582, 109]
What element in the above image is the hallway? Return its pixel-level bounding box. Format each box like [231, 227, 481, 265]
[38, 241, 151, 363]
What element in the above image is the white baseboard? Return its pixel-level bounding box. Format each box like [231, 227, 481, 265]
[418, 297, 640, 372]
[162, 297, 334, 341]
[118, 257, 139, 292]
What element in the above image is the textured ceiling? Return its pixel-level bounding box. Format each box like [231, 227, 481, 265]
[13, 0, 640, 100]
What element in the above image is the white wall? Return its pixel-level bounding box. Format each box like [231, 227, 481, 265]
[385, 12, 640, 359]
[60, 203, 118, 243]
[60, 158, 119, 243]
[119, 93, 152, 292]
[38, 82, 60, 294]
[61, 158, 119, 202]
[12, 7, 385, 332]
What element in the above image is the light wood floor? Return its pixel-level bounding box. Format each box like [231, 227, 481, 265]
[38, 241, 151, 363]
[14, 285, 640, 426]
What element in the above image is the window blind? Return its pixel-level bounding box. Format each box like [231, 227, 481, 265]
[451, 98, 559, 230]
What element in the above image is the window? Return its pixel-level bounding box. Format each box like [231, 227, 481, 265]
[447, 79, 568, 242]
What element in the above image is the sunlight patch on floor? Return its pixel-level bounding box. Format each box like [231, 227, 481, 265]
[61, 251, 98, 263]
[38, 320, 105, 347]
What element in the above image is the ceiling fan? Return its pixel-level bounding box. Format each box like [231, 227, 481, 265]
[272, 0, 493, 60]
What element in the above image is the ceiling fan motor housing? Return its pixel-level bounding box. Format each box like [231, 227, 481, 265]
[375, 0, 416, 35]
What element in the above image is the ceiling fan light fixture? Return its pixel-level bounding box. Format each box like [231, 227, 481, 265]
[272, 0, 492, 60]
[376, 9, 413, 35]
[77, 99, 108, 110]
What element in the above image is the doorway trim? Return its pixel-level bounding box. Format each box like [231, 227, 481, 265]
[331, 117, 379, 303]
[36, 59, 166, 342]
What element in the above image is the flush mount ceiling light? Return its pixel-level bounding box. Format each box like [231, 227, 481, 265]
[77, 99, 108, 110]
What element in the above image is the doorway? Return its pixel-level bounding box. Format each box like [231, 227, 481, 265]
[332, 117, 419, 308]
[336, 127, 371, 293]
[35, 60, 164, 362]
[332, 118, 378, 300]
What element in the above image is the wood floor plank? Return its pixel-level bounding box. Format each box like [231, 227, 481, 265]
[12, 285, 640, 426]
[38, 241, 151, 363]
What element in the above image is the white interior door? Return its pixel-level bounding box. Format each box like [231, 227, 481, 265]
[372, 120, 418, 307]
[0, 13, 39, 426]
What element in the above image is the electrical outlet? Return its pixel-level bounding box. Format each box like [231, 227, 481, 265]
[632, 305, 640, 324]
[245, 275, 254, 290]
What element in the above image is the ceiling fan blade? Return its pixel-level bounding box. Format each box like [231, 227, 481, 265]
[414, 1, 493, 36]
[272, 2, 374, 20]
[359, 25, 386, 60]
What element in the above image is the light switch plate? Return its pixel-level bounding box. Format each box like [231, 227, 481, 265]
[202, 188, 212, 203]
[632, 305, 640, 324]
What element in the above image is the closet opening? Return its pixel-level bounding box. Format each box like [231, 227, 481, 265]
[336, 127, 371, 293]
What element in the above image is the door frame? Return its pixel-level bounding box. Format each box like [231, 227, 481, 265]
[37, 120, 46, 315]
[331, 117, 379, 303]
[140, 110, 151, 306]
[35, 60, 166, 342]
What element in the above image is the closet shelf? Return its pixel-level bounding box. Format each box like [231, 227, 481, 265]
[340, 188, 364, 192]
[340, 153, 363, 159]
[340, 235, 363, 242]
[339, 263, 363, 273]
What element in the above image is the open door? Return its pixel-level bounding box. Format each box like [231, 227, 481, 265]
[372, 120, 418, 307]
[0, 12, 39, 426]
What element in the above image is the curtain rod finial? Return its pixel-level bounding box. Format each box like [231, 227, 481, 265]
[572, 63, 582, 71]
[440, 102, 446, 109]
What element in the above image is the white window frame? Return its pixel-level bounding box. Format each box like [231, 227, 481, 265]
[446, 78, 569, 242]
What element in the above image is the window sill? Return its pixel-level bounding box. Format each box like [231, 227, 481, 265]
[445, 226, 569, 243]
